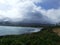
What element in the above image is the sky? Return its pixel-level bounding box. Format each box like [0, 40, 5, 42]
[0, 0, 60, 24]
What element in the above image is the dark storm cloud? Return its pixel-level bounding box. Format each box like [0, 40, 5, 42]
[20, 11, 55, 24]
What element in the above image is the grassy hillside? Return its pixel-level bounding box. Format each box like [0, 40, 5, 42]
[0, 27, 60, 45]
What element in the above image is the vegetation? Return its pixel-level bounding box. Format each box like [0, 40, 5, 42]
[0, 27, 60, 45]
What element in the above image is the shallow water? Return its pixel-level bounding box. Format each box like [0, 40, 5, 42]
[0, 26, 42, 36]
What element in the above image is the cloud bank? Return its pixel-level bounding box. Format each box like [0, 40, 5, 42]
[0, 0, 60, 24]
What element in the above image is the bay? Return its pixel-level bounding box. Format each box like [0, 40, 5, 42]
[0, 26, 42, 36]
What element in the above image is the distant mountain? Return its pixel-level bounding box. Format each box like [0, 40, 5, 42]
[0, 20, 55, 27]
[0, 15, 55, 27]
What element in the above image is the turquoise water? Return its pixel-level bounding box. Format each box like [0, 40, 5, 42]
[0, 26, 41, 36]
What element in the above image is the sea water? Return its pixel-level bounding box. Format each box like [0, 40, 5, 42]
[0, 26, 42, 36]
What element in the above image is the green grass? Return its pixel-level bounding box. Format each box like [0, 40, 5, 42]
[0, 28, 60, 45]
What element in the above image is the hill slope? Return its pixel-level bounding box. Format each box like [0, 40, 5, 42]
[0, 28, 60, 45]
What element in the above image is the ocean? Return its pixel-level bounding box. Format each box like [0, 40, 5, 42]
[0, 26, 42, 36]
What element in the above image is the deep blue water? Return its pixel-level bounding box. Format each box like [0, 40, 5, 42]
[0, 26, 42, 36]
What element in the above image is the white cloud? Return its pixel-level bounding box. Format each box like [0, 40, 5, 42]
[39, 8, 60, 23]
[0, 0, 42, 20]
[0, 0, 60, 24]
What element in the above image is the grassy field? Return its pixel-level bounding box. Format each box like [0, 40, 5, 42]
[0, 27, 60, 45]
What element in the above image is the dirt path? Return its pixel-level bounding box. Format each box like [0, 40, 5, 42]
[52, 28, 60, 36]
